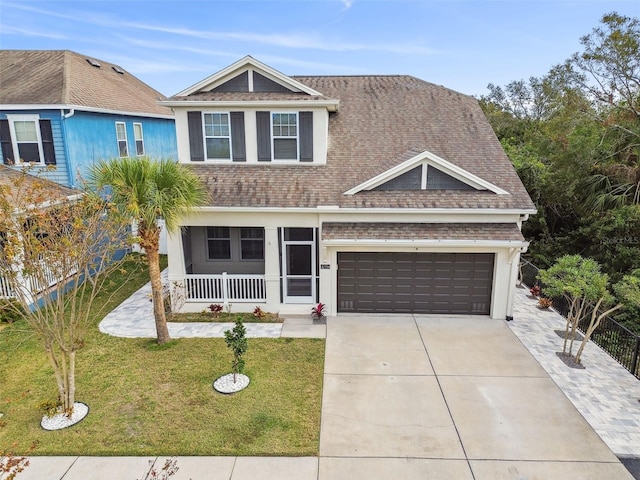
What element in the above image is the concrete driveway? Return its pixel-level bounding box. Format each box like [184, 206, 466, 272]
[319, 315, 633, 479]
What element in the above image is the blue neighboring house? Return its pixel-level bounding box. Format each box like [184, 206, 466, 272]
[0, 50, 177, 188]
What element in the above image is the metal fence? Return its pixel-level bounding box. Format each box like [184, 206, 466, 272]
[520, 259, 640, 379]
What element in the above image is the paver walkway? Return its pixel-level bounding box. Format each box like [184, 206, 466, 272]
[508, 285, 640, 457]
[98, 269, 325, 339]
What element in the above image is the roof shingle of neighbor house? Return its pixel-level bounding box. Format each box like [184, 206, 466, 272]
[0, 165, 78, 203]
[186, 75, 535, 211]
[0, 50, 172, 117]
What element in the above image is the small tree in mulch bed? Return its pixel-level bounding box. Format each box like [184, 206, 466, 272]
[540, 255, 640, 364]
[224, 317, 248, 383]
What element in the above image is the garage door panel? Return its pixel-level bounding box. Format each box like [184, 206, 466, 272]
[338, 252, 493, 314]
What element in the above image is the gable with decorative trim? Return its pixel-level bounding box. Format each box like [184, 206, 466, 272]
[345, 150, 509, 195]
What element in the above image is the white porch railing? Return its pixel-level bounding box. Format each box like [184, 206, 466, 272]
[0, 275, 14, 299]
[184, 273, 266, 303]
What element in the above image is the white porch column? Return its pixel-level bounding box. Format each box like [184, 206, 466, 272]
[264, 227, 280, 310]
[319, 244, 334, 315]
[167, 228, 186, 311]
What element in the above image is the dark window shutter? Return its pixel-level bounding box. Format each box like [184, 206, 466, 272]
[40, 119, 56, 165]
[0, 120, 14, 165]
[256, 111, 271, 162]
[230, 112, 246, 162]
[299, 111, 313, 162]
[187, 111, 204, 162]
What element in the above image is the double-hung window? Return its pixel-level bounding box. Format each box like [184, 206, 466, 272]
[115, 122, 128, 157]
[133, 123, 144, 156]
[5, 115, 44, 164]
[272, 113, 298, 160]
[206, 227, 231, 260]
[240, 228, 264, 260]
[204, 113, 231, 160]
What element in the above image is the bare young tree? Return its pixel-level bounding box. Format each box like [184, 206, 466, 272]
[0, 166, 130, 414]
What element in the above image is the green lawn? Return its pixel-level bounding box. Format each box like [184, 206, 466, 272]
[0, 256, 324, 456]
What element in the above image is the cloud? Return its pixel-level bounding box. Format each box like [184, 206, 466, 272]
[2, 1, 437, 58]
[121, 21, 436, 55]
[1, 25, 68, 40]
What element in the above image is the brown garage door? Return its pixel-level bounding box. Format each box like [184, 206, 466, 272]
[337, 252, 494, 314]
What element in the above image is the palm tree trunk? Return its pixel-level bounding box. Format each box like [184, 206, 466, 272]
[146, 242, 170, 344]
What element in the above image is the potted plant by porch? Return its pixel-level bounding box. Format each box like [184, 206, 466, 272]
[213, 317, 249, 394]
[311, 302, 327, 324]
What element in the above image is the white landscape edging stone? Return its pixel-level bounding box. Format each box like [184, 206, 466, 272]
[40, 402, 89, 431]
[213, 373, 250, 394]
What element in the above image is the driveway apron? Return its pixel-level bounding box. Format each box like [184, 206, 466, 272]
[319, 314, 633, 480]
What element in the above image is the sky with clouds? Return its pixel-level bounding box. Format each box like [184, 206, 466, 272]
[1, 1, 637, 97]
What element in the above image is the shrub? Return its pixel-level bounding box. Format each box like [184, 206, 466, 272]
[0, 299, 24, 324]
[253, 306, 265, 320]
[224, 317, 248, 383]
[311, 302, 326, 320]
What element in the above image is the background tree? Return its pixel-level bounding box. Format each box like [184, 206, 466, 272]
[89, 157, 207, 344]
[538, 255, 598, 356]
[539, 255, 640, 364]
[0, 167, 130, 413]
[574, 273, 640, 363]
[480, 12, 640, 330]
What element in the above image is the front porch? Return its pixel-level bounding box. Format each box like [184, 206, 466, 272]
[170, 225, 320, 314]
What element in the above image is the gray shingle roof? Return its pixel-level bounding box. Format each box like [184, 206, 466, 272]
[188, 74, 534, 211]
[0, 165, 79, 203]
[0, 50, 172, 117]
[322, 222, 525, 242]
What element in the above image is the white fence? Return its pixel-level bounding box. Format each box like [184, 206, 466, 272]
[0, 275, 13, 298]
[184, 273, 266, 303]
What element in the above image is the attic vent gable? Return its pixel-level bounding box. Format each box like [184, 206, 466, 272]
[253, 71, 292, 92]
[344, 150, 510, 195]
[373, 166, 422, 191]
[211, 71, 249, 92]
[426, 165, 476, 190]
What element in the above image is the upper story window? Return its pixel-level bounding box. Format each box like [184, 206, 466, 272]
[272, 113, 298, 160]
[115, 122, 128, 157]
[0, 115, 56, 165]
[133, 123, 145, 156]
[204, 113, 231, 160]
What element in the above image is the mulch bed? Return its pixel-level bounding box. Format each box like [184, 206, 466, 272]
[554, 329, 584, 341]
[555, 352, 586, 369]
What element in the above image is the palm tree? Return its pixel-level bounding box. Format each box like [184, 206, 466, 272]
[89, 157, 207, 344]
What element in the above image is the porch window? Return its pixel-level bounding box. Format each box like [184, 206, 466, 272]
[272, 113, 298, 160]
[206, 227, 231, 260]
[204, 113, 231, 160]
[240, 228, 264, 260]
[133, 123, 145, 156]
[115, 122, 128, 157]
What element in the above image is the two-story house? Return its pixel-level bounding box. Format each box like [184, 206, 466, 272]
[0, 50, 177, 189]
[162, 56, 536, 319]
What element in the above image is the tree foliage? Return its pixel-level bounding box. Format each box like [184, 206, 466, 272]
[480, 12, 640, 334]
[539, 255, 640, 363]
[0, 167, 130, 413]
[89, 157, 207, 344]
